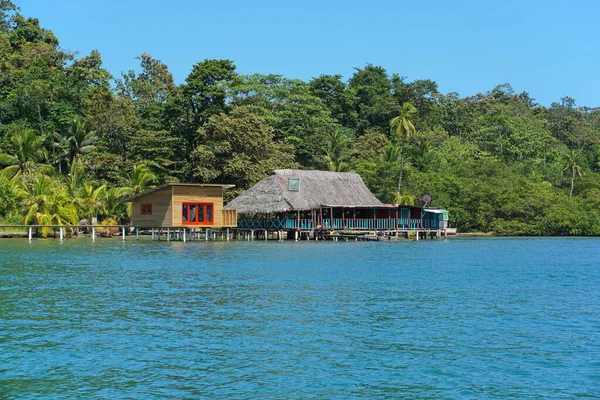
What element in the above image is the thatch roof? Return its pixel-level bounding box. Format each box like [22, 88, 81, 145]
[224, 169, 385, 213]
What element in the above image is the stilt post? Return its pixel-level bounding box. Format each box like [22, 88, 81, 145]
[28, 226, 32, 242]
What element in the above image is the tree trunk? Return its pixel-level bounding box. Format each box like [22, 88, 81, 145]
[569, 170, 575, 200]
[397, 145, 406, 195]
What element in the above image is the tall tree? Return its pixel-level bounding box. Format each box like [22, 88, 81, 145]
[165, 59, 237, 179]
[65, 116, 97, 165]
[389, 102, 417, 195]
[563, 150, 584, 200]
[324, 130, 352, 172]
[193, 108, 296, 192]
[0, 128, 48, 177]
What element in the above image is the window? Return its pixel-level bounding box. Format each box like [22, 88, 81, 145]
[182, 202, 214, 225]
[288, 178, 300, 191]
[140, 204, 152, 215]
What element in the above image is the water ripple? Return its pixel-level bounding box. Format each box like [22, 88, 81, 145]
[1, 237, 600, 398]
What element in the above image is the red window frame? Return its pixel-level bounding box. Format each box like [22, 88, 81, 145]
[140, 204, 153, 215]
[182, 202, 214, 226]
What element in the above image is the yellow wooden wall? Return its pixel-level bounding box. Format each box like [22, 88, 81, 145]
[172, 186, 237, 228]
[131, 188, 173, 228]
[131, 186, 237, 228]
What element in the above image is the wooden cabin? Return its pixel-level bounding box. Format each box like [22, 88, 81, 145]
[422, 208, 449, 229]
[125, 183, 237, 229]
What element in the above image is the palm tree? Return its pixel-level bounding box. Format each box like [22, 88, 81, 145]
[77, 184, 107, 223]
[17, 175, 78, 237]
[122, 164, 157, 195]
[389, 102, 417, 195]
[412, 140, 432, 171]
[64, 158, 87, 198]
[324, 131, 351, 172]
[0, 129, 48, 178]
[394, 193, 415, 206]
[563, 150, 584, 200]
[382, 144, 401, 163]
[104, 187, 129, 222]
[121, 164, 157, 218]
[65, 116, 97, 165]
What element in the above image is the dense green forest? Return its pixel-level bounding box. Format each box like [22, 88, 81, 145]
[1, 1, 599, 235]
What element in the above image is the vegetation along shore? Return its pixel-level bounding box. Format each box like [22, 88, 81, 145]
[1, 1, 599, 236]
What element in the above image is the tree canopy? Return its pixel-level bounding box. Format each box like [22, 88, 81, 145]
[1, 2, 600, 235]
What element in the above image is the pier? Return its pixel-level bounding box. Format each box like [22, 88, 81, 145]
[0, 224, 448, 242]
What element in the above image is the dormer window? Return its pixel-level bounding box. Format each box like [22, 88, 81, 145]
[288, 178, 300, 191]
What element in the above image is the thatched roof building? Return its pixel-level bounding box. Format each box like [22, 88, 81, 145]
[225, 169, 384, 214]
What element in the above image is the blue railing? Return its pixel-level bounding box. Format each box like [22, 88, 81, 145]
[238, 218, 423, 230]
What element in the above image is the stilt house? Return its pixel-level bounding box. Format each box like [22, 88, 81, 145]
[225, 169, 449, 233]
[126, 183, 237, 229]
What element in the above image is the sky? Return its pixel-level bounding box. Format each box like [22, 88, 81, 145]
[18, 0, 600, 107]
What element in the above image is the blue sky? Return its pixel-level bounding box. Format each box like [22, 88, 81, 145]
[19, 0, 599, 106]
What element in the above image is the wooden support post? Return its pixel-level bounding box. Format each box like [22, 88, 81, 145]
[167, 229, 170, 242]
[60, 227, 64, 242]
[28, 226, 32, 242]
[330, 207, 333, 230]
[151, 228, 155, 240]
[136, 228, 139, 241]
[416, 231, 419, 241]
[295, 231, 298, 242]
[122, 227, 125, 241]
[183, 228, 186, 243]
[265, 230, 267, 241]
[373, 209, 376, 231]
[320, 207, 323, 228]
[92, 227, 95, 241]
[226, 228, 230, 241]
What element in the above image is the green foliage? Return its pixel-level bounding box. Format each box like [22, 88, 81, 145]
[193, 108, 296, 195]
[0, 5, 599, 235]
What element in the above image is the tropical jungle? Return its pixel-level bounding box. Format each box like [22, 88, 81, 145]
[1, 1, 599, 235]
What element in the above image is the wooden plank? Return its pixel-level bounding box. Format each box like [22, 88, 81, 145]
[130, 188, 173, 228]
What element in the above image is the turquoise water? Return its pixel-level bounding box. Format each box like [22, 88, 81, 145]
[1, 237, 599, 399]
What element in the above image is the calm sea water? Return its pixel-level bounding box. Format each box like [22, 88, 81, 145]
[1, 237, 599, 399]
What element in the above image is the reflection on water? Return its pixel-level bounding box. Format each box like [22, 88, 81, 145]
[1, 238, 600, 398]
